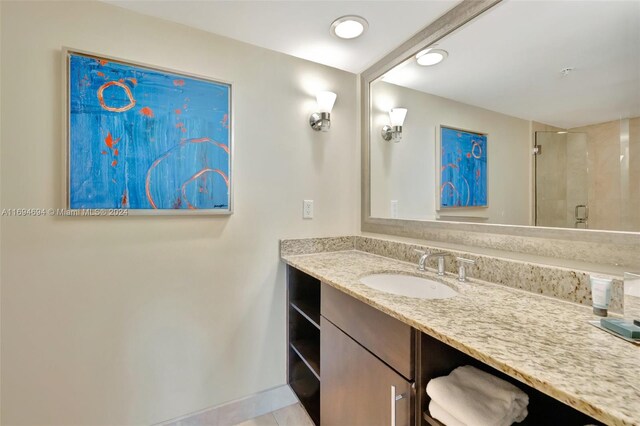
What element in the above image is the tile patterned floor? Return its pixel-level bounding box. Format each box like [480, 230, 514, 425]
[234, 403, 314, 426]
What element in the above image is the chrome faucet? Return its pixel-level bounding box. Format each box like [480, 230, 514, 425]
[456, 257, 476, 282]
[414, 250, 450, 275]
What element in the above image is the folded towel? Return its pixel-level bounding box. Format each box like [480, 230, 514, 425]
[429, 400, 466, 426]
[426, 365, 529, 426]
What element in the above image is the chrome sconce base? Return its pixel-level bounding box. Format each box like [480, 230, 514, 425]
[382, 125, 403, 142]
[310, 112, 331, 132]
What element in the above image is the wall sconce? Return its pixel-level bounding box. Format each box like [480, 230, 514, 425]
[381, 108, 407, 142]
[309, 91, 337, 132]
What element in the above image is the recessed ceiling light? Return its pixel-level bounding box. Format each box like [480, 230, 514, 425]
[416, 48, 448, 66]
[330, 16, 368, 40]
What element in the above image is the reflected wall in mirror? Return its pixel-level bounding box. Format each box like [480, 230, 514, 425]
[369, 0, 640, 232]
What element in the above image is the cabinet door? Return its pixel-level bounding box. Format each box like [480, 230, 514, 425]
[321, 317, 412, 426]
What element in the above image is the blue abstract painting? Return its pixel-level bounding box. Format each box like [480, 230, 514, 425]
[68, 52, 231, 212]
[440, 127, 487, 208]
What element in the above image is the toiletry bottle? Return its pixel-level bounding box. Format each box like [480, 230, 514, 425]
[590, 276, 613, 317]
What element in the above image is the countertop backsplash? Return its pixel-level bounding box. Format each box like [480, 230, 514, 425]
[280, 235, 624, 313]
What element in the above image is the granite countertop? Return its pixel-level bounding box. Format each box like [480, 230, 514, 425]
[281, 250, 640, 426]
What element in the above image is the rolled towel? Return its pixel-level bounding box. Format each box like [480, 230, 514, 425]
[426, 365, 529, 426]
[429, 400, 466, 426]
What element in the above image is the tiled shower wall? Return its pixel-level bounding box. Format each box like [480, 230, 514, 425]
[570, 117, 640, 231]
[536, 117, 640, 231]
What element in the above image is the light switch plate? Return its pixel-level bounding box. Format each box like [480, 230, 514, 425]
[303, 200, 314, 219]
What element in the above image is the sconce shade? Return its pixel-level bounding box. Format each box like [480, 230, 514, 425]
[316, 91, 337, 113]
[389, 108, 407, 127]
[382, 107, 408, 142]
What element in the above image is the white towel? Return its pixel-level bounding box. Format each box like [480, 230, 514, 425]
[426, 365, 529, 426]
[429, 400, 466, 426]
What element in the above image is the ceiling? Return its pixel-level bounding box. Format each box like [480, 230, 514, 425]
[381, 0, 640, 129]
[105, 0, 458, 74]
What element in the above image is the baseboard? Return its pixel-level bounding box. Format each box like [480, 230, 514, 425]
[158, 385, 298, 426]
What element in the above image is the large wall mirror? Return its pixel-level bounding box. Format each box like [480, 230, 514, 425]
[362, 0, 640, 266]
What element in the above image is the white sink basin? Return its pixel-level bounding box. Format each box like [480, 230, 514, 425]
[360, 274, 458, 299]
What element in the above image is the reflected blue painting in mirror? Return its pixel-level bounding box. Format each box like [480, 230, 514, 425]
[68, 52, 231, 212]
[440, 126, 487, 208]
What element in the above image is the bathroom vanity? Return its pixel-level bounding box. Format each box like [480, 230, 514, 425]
[282, 238, 640, 426]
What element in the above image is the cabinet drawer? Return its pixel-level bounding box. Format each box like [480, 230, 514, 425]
[321, 283, 414, 380]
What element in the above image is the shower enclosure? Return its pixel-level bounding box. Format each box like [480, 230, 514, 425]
[535, 118, 639, 231]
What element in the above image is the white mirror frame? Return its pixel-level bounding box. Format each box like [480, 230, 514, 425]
[360, 0, 640, 268]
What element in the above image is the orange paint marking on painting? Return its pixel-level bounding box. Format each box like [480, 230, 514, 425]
[96, 71, 106, 77]
[181, 128, 187, 133]
[466, 152, 472, 158]
[471, 141, 482, 159]
[111, 160, 118, 167]
[441, 181, 457, 197]
[121, 191, 128, 206]
[173, 79, 185, 86]
[189, 137, 230, 154]
[98, 59, 108, 66]
[461, 176, 471, 206]
[127, 78, 137, 86]
[221, 113, 229, 128]
[446, 163, 458, 169]
[180, 168, 229, 209]
[114, 149, 119, 156]
[97, 81, 136, 112]
[175, 122, 184, 128]
[104, 132, 121, 149]
[175, 109, 182, 115]
[145, 137, 230, 209]
[140, 107, 154, 117]
[101, 150, 108, 155]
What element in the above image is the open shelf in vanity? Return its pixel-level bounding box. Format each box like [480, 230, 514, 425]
[286, 265, 321, 425]
[417, 333, 604, 426]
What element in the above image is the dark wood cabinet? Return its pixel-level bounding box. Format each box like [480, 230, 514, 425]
[321, 283, 415, 380]
[321, 317, 412, 426]
[320, 282, 417, 426]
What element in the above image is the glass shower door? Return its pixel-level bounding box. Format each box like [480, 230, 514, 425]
[535, 132, 589, 228]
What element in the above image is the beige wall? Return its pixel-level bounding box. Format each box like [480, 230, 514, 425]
[628, 118, 640, 228]
[370, 81, 531, 225]
[0, 2, 358, 425]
